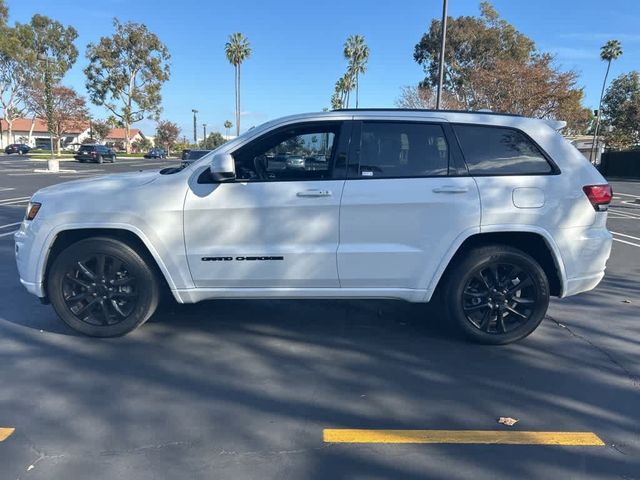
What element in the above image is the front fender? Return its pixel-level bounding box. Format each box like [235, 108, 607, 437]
[21, 217, 192, 300]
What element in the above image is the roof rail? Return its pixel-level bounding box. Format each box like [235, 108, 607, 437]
[331, 108, 524, 118]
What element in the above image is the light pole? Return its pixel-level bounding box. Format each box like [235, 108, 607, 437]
[37, 52, 58, 172]
[202, 123, 207, 143]
[435, 0, 449, 110]
[191, 109, 198, 144]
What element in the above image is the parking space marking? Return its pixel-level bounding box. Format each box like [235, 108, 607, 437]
[614, 192, 640, 199]
[0, 230, 18, 238]
[0, 427, 15, 442]
[613, 238, 640, 248]
[322, 429, 605, 446]
[0, 187, 15, 191]
[0, 222, 21, 230]
[612, 231, 640, 241]
[609, 208, 640, 219]
[0, 196, 30, 205]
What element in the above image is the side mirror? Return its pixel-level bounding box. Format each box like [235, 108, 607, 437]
[209, 153, 236, 182]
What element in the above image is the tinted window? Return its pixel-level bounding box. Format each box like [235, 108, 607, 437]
[79, 145, 95, 152]
[355, 122, 448, 178]
[454, 125, 552, 175]
[233, 123, 339, 181]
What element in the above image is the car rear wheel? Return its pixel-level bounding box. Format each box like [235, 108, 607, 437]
[47, 237, 160, 337]
[442, 245, 549, 345]
[97, 155, 103, 164]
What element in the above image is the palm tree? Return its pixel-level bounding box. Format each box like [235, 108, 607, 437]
[225, 33, 251, 136]
[335, 73, 354, 108]
[591, 39, 623, 163]
[343, 35, 370, 108]
[224, 120, 232, 137]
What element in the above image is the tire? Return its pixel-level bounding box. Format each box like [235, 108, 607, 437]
[78, 159, 85, 163]
[441, 245, 549, 345]
[97, 155, 103, 164]
[111, 156, 116, 163]
[47, 237, 160, 337]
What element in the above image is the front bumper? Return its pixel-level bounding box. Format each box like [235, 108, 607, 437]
[14, 223, 47, 298]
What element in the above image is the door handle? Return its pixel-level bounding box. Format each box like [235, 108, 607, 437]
[297, 189, 332, 197]
[432, 186, 469, 194]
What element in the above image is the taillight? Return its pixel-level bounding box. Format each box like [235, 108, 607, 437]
[583, 184, 612, 211]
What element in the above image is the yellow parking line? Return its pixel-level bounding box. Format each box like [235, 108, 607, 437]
[0, 428, 15, 442]
[323, 429, 604, 446]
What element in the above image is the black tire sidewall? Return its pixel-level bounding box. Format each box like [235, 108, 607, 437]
[48, 238, 159, 337]
[444, 246, 549, 345]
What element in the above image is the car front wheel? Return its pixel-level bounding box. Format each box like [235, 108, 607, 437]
[47, 237, 160, 337]
[442, 245, 549, 345]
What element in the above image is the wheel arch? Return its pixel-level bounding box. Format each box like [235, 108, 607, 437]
[428, 229, 566, 300]
[41, 227, 177, 303]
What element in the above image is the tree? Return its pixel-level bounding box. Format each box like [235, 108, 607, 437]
[90, 118, 111, 142]
[0, 0, 7, 25]
[200, 131, 226, 149]
[225, 33, 251, 136]
[331, 72, 354, 109]
[20, 14, 78, 80]
[601, 72, 640, 150]
[396, 85, 462, 110]
[414, 1, 534, 104]
[463, 55, 591, 129]
[19, 14, 78, 154]
[85, 19, 170, 153]
[0, 24, 30, 145]
[410, 1, 590, 131]
[224, 119, 232, 137]
[132, 136, 152, 152]
[25, 83, 88, 154]
[343, 34, 370, 108]
[591, 40, 623, 159]
[155, 120, 180, 152]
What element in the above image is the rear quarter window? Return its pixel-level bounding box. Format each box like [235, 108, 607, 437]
[453, 124, 552, 175]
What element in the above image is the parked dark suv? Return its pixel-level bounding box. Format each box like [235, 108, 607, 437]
[5, 143, 30, 155]
[74, 144, 116, 164]
[144, 148, 167, 159]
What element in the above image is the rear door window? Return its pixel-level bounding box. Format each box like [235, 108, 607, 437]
[352, 122, 449, 178]
[453, 124, 552, 175]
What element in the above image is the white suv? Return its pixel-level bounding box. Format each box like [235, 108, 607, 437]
[14, 110, 613, 343]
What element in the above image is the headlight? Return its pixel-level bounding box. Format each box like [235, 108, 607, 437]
[25, 202, 42, 221]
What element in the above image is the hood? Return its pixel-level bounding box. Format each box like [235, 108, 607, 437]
[33, 170, 160, 199]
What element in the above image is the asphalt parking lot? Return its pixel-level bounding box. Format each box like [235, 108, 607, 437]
[0, 153, 639, 479]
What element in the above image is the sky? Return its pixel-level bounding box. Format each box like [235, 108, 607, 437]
[6, 0, 640, 139]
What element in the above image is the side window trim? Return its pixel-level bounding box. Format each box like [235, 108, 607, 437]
[347, 120, 452, 180]
[451, 122, 561, 176]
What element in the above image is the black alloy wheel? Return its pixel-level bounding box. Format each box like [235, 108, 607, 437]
[462, 262, 538, 334]
[48, 237, 160, 337]
[61, 253, 138, 327]
[442, 245, 549, 344]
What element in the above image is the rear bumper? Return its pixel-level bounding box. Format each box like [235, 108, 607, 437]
[563, 272, 606, 297]
[558, 226, 612, 297]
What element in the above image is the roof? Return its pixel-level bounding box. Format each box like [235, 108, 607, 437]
[1, 117, 89, 133]
[106, 128, 143, 140]
[333, 108, 525, 118]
